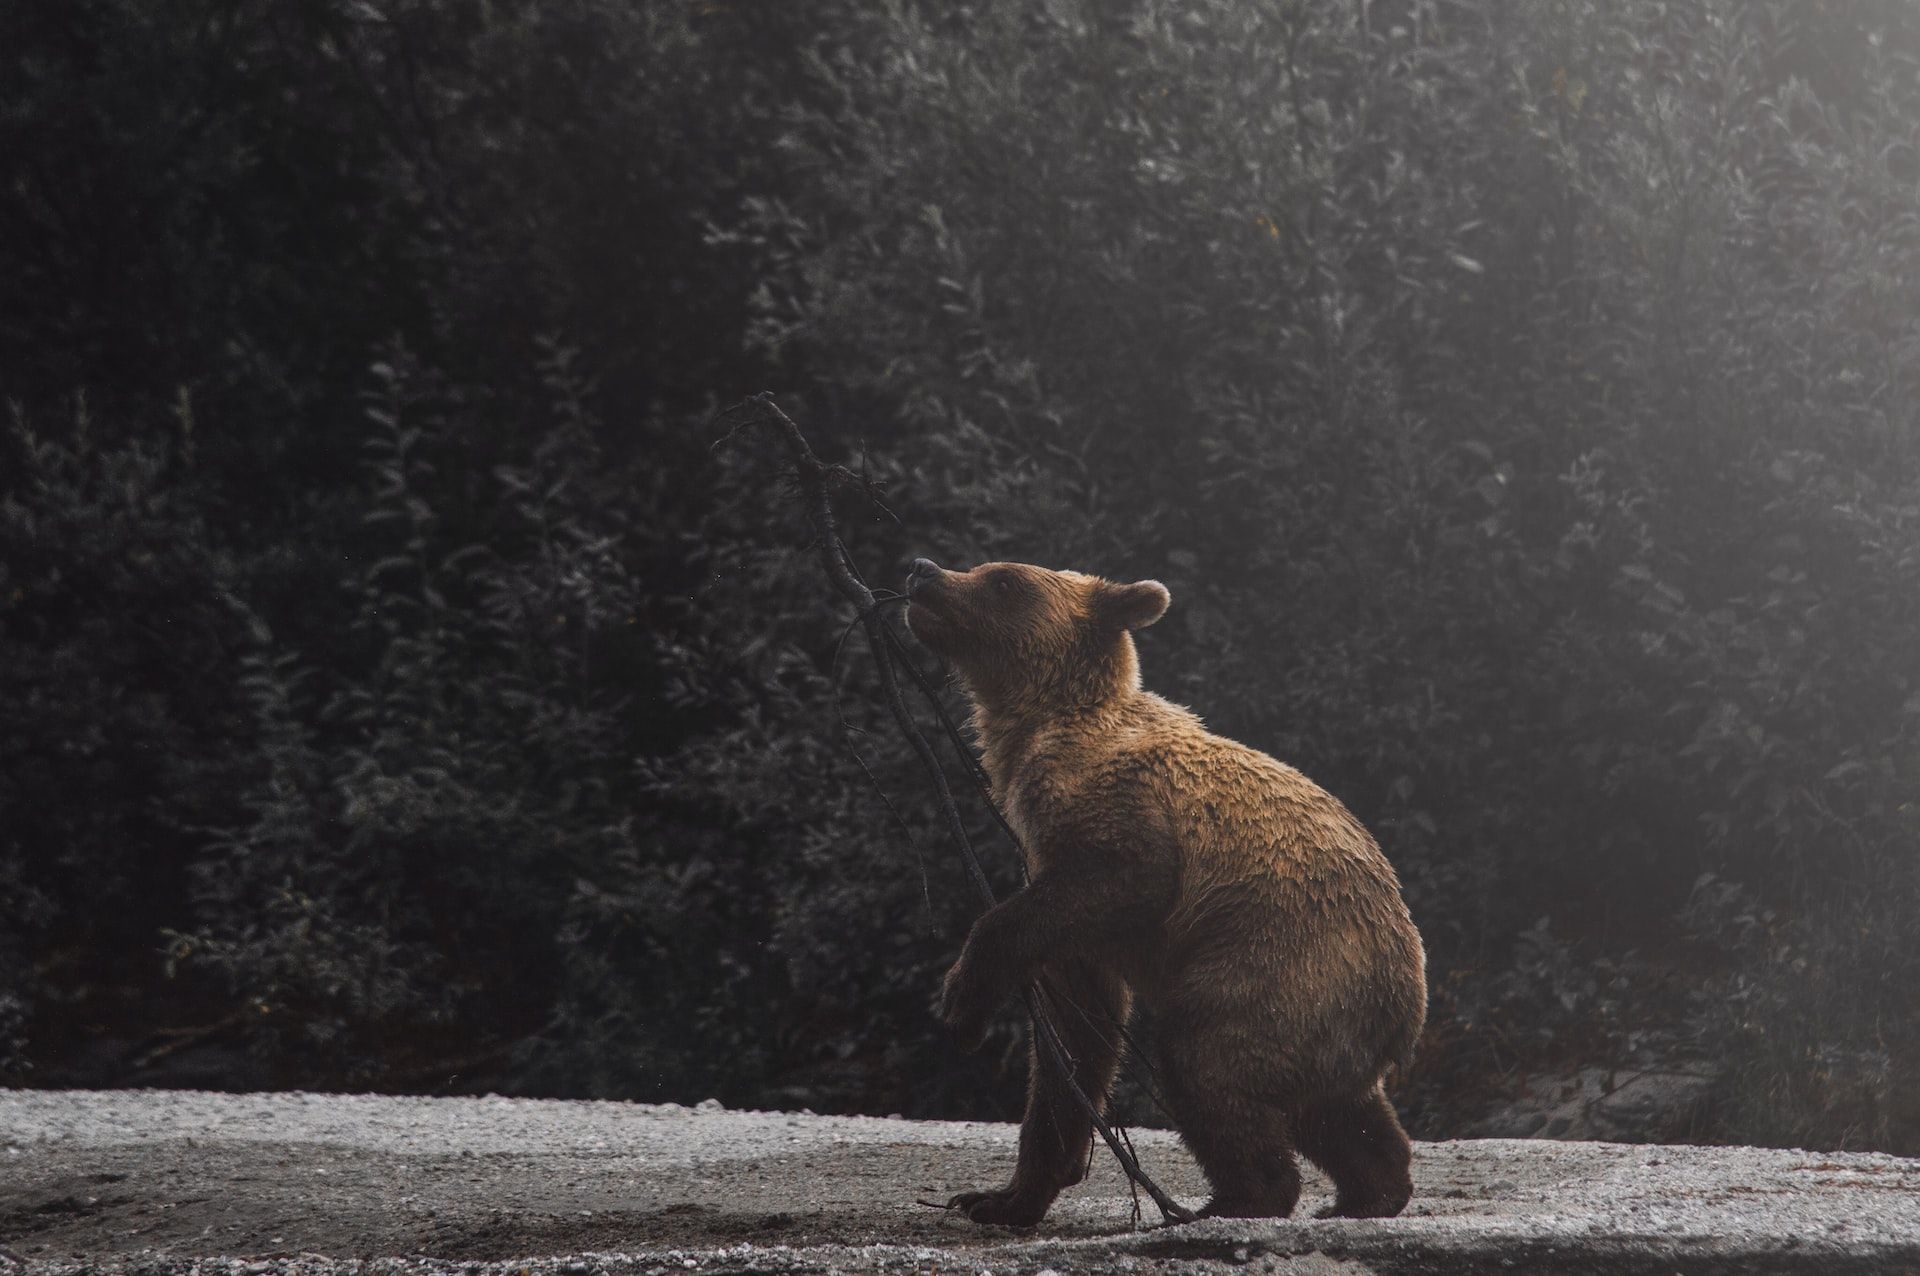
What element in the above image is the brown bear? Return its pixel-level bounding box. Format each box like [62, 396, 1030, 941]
[904, 557, 1426, 1225]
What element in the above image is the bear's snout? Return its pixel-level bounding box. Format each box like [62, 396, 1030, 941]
[907, 558, 945, 596]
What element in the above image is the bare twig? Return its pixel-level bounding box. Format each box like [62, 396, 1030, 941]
[718, 392, 1193, 1225]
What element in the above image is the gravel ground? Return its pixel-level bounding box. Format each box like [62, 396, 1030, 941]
[4, 1088, 1919, 1274]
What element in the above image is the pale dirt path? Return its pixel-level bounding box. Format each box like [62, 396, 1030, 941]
[4, 1088, 1919, 1274]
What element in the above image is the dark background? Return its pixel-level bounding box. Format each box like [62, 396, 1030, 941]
[3, 0, 1917, 1155]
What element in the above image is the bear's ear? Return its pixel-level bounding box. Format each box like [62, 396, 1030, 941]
[1098, 579, 1171, 631]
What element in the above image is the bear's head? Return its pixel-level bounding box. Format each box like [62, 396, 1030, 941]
[903, 558, 1170, 716]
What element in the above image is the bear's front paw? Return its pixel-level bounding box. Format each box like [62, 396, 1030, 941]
[947, 1186, 1048, 1227]
[937, 958, 998, 1052]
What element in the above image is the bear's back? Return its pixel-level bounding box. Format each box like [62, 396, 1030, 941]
[993, 691, 1412, 918]
[993, 690, 1426, 1085]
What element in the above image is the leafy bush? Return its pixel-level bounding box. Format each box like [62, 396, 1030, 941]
[0, 395, 247, 1069]
[695, 0, 1920, 1143]
[3, 0, 1919, 1152]
[168, 344, 646, 1079]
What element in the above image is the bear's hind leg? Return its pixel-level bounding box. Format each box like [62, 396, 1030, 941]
[1161, 1041, 1301, 1219]
[1295, 1081, 1413, 1219]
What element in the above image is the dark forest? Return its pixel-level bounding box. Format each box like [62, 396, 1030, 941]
[3, 0, 1918, 1158]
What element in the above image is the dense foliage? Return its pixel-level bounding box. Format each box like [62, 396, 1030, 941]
[4, 0, 1918, 1153]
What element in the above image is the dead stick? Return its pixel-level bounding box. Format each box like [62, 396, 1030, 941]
[723, 392, 1194, 1225]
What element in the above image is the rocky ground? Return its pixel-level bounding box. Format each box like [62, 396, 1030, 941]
[4, 1088, 1919, 1274]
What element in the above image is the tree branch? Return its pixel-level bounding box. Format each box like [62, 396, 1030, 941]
[717, 391, 1193, 1226]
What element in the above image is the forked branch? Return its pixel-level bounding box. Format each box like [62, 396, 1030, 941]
[716, 391, 1193, 1226]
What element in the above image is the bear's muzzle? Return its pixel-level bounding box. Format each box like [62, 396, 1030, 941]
[907, 558, 946, 597]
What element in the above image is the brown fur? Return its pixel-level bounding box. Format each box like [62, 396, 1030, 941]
[906, 560, 1427, 1225]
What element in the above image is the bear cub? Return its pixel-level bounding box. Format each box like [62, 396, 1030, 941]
[905, 558, 1427, 1225]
